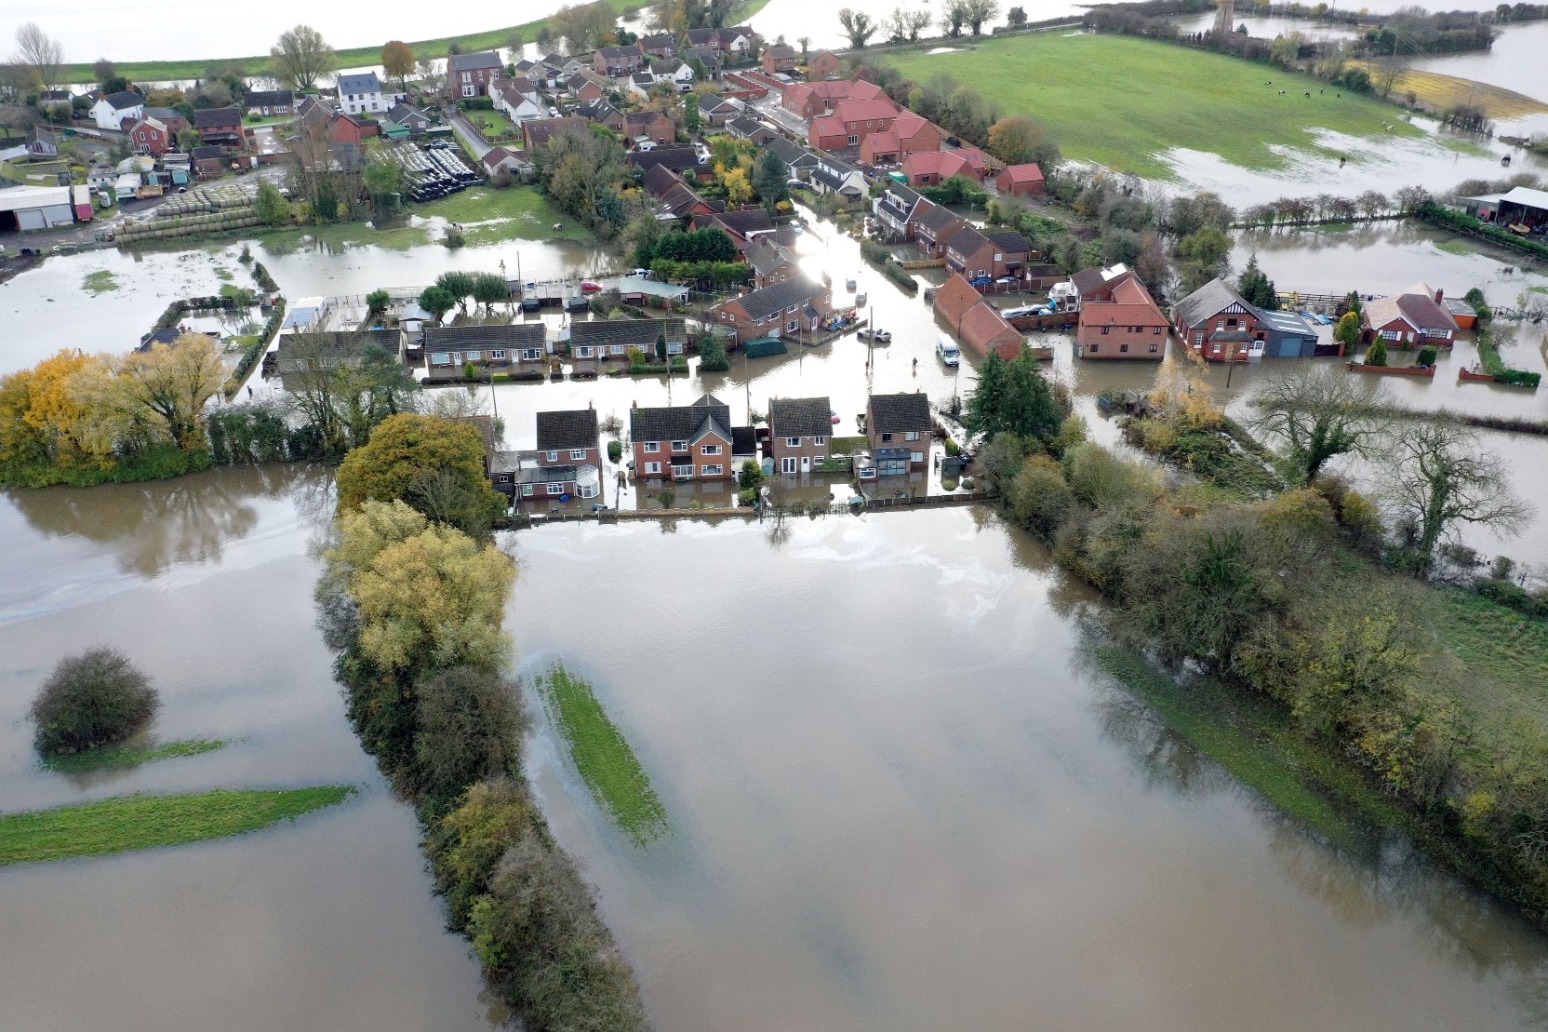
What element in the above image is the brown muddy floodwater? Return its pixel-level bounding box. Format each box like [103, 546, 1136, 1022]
[0, 466, 495, 1032]
[511, 511, 1548, 1032]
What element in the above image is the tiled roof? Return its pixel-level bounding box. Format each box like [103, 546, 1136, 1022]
[193, 106, 241, 129]
[959, 302, 1021, 358]
[868, 392, 932, 434]
[627, 146, 700, 173]
[449, 51, 503, 73]
[912, 201, 964, 237]
[770, 396, 833, 437]
[423, 323, 544, 349]
[747, 237, 797, 276]
[570, 318, 687, 350]
[999, 162, 1044, 185]
[276, 330, 399, 365]
[245, 90, 294, 107]
[724, 276, 825, 321]
[536, 408, 600, 452]
[987, 231, 1030, 253]
[629, 394, 732, 444]
[1174, 278, 1250, 328]
[102, 90, 142, 110]
[932, 273, 981, 327]
[337, 72, 382, 95]
[945, 223, 991, 257]
[1081, 279, 1169, 329]
[763, 136, 815, 168]
[696, 208, 774, 240]
[732, 425, 758, 456]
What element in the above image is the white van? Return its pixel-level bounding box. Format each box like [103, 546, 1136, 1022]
[936, 335, 961, 367]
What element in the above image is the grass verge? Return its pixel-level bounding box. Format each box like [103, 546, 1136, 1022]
[534, 665, 667, 845]
[880, 34, 1423, 179]
[42, 738, 227, 775]
[57, 0, 652, 84]
[0, 786, 353, 865]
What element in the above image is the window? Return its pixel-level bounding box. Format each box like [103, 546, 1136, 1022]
[881, 432, 893, 443]
[644, 441, 660, 453]
[672, 463, 694, 479]
[547, 483, 563, 495]
[813, 437, 826, 447]
[575, 346, 593, 357]
[545, 450, 559, 463]
[645, 461, 661, 474]
[904, 431, 919, 442]
[701, 464, 723, 476]
[466, 351, 482, 362]
[1120, 343, 1129, 353]
[1149, 343, 1159, 353]
[611, 344, 626, 355]
[520, 485, 534, 497]
[1153, 326, 1163, 334]
[1088, 344, 1099, 353]
[847, 135, 859, 146]
[781, 457, 798, 473]
[1193, 331, 1203, 345]
[565, 449, 584, 461]
[521, 348, 541, 360]
[670, 439, 688, 452]
[787, 320, 798, 332]
[785, 436, 801, 448]
[910, 451, 925, 463]
[490, 350, 506, 359]
[1101, 326, 1110, 335]
[701, 444, 721, 455]
[430, 352, 451, 366]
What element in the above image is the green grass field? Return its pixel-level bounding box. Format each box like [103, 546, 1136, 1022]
[881, 34, 1423, 179]
[418, 186, 595, 245]
[0, 786, 353, 865]
[1427, 590, 1548, 728]
[535, 665, 667, 845]
[43, 738, 226, 775]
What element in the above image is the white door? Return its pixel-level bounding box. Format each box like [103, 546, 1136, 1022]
[801, 455, 810, 473]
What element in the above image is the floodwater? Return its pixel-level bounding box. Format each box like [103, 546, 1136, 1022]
[1413, 21, 1548, 137]
[0, 466, 496, 1032]
[512, 512, 1548, 1032]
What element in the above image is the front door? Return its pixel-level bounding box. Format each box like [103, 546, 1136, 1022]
[800, 455, 810, 473]
[781, 457, 798, 474]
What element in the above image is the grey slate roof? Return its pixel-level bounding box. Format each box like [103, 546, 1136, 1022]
[696, 208, 774, 239]
[337, 72, 382, 95]
[868, 392, 932, 434]
[627, 146, 701, 174]
[732, 425, 758, 457]
[536, 409, 600, 452]
[747, 238, 797, 277]
[422, 323, 543, 350]
[727, 115, 764, 137]
[449, 51, 503, 73]
[769, 396, 833, 438]
[515, 464, 578, 486]
[987, 230, 1030, 253]
[570, 318, 687, 350]
[629, 394, 732, 445]
[193, 106, 241, 129]
[276, 330, 399, 369]
[727, 277, 825, 321]
[912, 201, 963, 237]
[245, 90, 293, 108]
[1174, 278, 1250, 328]
[944, 223, 991, 256]
[763, 136, 816, 170]
[102, 90, 142, 110]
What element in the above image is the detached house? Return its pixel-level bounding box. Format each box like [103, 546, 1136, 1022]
[522, 116, 590, 151]
[762, 45, 799, 75]
[808, 96, 900, 151]
[810, 153, 866, 202]
[1076, 276, 1170, 360]
[193, 107, 245, 149]
[713, 276, 832, 340]
[638, 34, 677, 59]
[630, 394, 736, 482]
[643, 163, 714, 218]
[1173, 278, 1323, 361]
[768, 396, 834, 474]
[747, 236, 800, 289]
[423, 323, 545, 378]
[807, 51, 843, 80]
[901, 148, 985, 188]
[569, 318, 687, 363]
[92, 90, 145, 130]
[996, 163, 1045, 197]
[337, 72, 392, 115]
[448, 51, 505, 99]
[866, 392, 933, 475]
[595, 44, 646, 76]
[625, 110, 676, 148]
[1362, 282, 1460, 348]
[492, 80, 545, 123]
[246, 90, 295, 116]
[129, 117, 173, 156]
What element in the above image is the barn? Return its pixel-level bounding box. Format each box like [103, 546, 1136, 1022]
[0, 185, 80, 231]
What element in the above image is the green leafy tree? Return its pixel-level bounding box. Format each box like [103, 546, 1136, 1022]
[435, 270, 476, 315]
[366, 289, 392, 317]
[837, 8, 878, 48]
[962, 350, 1065, 444]
[30, 648, 158, 757]
[470, 272, 510, 314]
[418, 285, 457, 323]
[1366, 337, 1388, 367]
[1334, 310, 1362, 354]
[255, 180, 291, 226]
[1251, 365, 1390, 484]
[698, 335, 729, 371]
[363, 146, 404, 210]
[1237, 253, 1279, 310]
[269, 24, 337, 91]
[655, 333, 668, 362]
[335, 414, 507, 537]
[754, 150, 788, 213]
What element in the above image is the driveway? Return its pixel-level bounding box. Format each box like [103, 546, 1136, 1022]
[447, 112, 494, 161]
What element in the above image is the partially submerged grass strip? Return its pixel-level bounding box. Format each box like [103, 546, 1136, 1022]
[43, 738, 227, 775]
[0, 786, 354, 865]
[535, 665, 667, 845]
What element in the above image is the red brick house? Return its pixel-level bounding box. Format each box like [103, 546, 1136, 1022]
[866, 392, 932, 474]
[595, 44, 645, 76]
[536, 407, 602, 469]
[944, 225, 1030, 281]
[996, 163, 1045, 197]
[901, 149, 984, 187]
[807, 51, 842, 80]
[1361, 282, 1460, 348]
[958, 302, 1023, 361]
[911, 201, 966, 257]
[643, 163, 715, 218]
[523, 116, 590, 152]
[768, 396, 834, 474]
[1077, 277, 1170, 360]
[129, 116, 173, 156]
[784, 78, 886, 120]
[638, 33, 677, 58]
[713, 276, 832, 340]
[692, 208, 775, 253]
[762, 45, 799, 75]
[858, 113, 940, 167]
[624, 110, 676, 147]
[1172, 278, 1264, 363]
[629, 394, 736, 482]
[932, 273, 982, 332]
[193, 107, 245, 149]
[448, 51, 505, 99]
[424, 323, 545, 378]
[808, 96, 900, 151]
[747, 237, 800, 289]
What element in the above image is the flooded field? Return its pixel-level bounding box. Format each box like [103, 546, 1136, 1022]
[512, 512, 1548, 1032]
[0, 467, 495, 1032]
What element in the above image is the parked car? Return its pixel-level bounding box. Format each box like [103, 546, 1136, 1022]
[936, 334, 961, 367]
[580, 281, 602, 293]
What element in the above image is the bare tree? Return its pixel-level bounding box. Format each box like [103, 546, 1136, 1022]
[1381, 424, 1532, 576]
[1251, 365, 1391, 484]
[961, 0, 1001, 35]
[837, 9, 878, 49]
[269, 24, 337, 92]
[13, 23, 64, 91]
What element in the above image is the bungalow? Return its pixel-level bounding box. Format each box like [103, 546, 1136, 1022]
[901, 148, 983, 188]
[714, 276, 832, 340]
[692, 208, 775, 252]
[768, 396, 834, 474]
[628, 146, 703, 177]
[482, 147, 534, 178]
[128, 117, 173, 157]
[872, 180, 923, 241]
[578, 101, 627, 134]
[629, 393, 736, 482]
[1076, 276, 1170, 360]
[522, 116, 590, 151]
[274, 330, 400, 376]
[1362, 282, 1459, 348]
[726, 115, 772, 144]
[624, 110, 676, 147]
[762, 44, 799, 76]
[747, 236, 800, 289]
[912, 200, 966, 257]
[596, 44, 646, 76]
[643, 163, 714, 218]
[448, 51, 505, 99]
[246, 89, 295, 116]
[763, 135, 818, 177]
[536, 407, 602, 471]
[944, 224, 1029, 281]
[423, 323, 546, 378]
[193, 107, 245, 149]
[337, 72, 393, 116]
[385, 103, 433, 136]
[866, 392, 933, 474]
[807, 51, 843, 80]
[91, 90, 144, 130]
[569, 317, 687, 363]
[996, 163, 1045, 197]
[698, 93, 740, 127]
[810, 153, 866, 202]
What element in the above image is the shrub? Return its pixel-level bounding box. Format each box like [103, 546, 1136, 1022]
[738, 487, 757, 506]
[1010, 455, 1075, 540]
[1417, 344, 1439, 368]
[607, 440, 623, 462]
[30, 648, 159, 757]
[413, 666, 528, 807]
[1366, 338, 1388, 367]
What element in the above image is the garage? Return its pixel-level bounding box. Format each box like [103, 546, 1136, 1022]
[0, 184, 77, 232]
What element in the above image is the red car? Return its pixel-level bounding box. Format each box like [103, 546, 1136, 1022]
[580, 281, 603, 293]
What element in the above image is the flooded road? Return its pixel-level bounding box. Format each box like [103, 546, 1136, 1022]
[512, 512, 1548, 1032]
[0, 467, 495, 1032]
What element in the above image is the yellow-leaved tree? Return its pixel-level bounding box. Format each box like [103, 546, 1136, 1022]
[112, 333, 225, 451]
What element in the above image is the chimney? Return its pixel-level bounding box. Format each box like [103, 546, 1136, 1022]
[1434, 286, 1444, 305]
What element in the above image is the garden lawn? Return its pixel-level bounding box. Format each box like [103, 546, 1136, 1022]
[881, 34, 1423, 179]
[417, 186, 595, 244]
[535, 665, 667, 845]
[0, 786, 353, 865]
